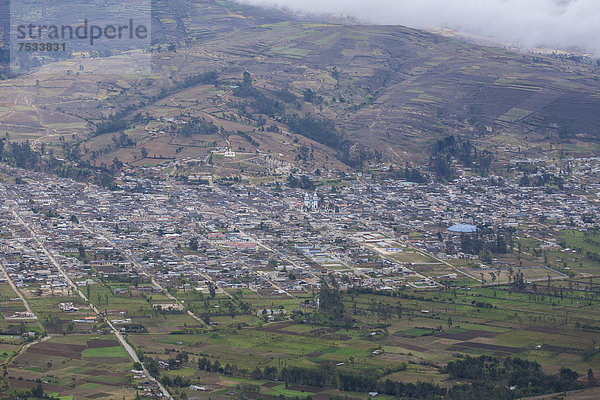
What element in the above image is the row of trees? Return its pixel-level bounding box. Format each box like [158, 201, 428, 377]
[387, 163, 427, 183]
[457, 231, 511, 256]
[519, 172, 564, 188]
[178, 117, 219, 136]
[318, 276, 345, 319]
[233, 71, 284, 117]
[0, 139, 115, 188]
[430, 135, 494, 180]
[194, 355, 587, 399]
[445, 355, 586, 398]
[287, 173, 315, 190]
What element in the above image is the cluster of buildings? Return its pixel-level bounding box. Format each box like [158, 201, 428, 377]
[0, 155, 597, 323]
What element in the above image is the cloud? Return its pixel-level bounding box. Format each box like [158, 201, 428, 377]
[236, 0, 600, 55]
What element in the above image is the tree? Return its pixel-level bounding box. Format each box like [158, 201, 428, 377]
[318, 275, 345, 318]
[395, 303, 403, 319]
[208, 281, 216, 299]
[198, 357, 210, 370]
[431, 155, 455, 181]
[303, 88, 321, 104]
[559, 367, 579, 390]
[77, 243, 86, 260]
[252, 366, 263, 379]
[228, 301, 237, 319]
[112, 157, 123, 170]
[189, 237, 199, 251]
[588, 369, 597, 386]
[176, 351, 189, 364]
[30, 383, 44, 398]
[144, 357, 159, 377]
[243, 71, 252, 88]
[173, 375, 186, 387]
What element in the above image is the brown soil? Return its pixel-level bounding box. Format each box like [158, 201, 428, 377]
[9, 379, 62, 392]
[86, 339, 120, 348]
[27, 342, 86, 359]
[287, 385, 325, 393]
[447, 341, 518, 355]
[438, 330, 500, 340]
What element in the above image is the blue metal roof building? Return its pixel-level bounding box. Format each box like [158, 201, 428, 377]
[447, 223, 478, 233]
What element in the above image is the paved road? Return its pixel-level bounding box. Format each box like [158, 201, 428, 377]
[0, 260, 37, 318]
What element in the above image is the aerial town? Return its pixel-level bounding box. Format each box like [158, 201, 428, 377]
[2, 0, 600, 398]
[0, 153, 598, 399]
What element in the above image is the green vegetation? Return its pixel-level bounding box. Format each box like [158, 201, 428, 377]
[0, 140, 116, 188]
[431, 135, 493, 180]
[82, 346, 129, 358]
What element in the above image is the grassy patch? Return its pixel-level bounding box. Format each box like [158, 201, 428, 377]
[498, 107, 534, 122]
[395, 327, 438, 338]
[79, 382, 100, 389]
[82, 346, 128, 358]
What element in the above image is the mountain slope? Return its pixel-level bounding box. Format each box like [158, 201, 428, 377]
[1, 0, 599, 178]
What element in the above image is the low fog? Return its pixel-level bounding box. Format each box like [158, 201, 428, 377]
[236, 0, 600, 55]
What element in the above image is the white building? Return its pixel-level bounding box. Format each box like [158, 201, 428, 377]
[304, 192, 318, 210]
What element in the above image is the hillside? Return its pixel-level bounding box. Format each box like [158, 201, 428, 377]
[1, 0, 600, 178]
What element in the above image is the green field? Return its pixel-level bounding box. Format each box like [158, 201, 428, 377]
[82, 346, 129, 358]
